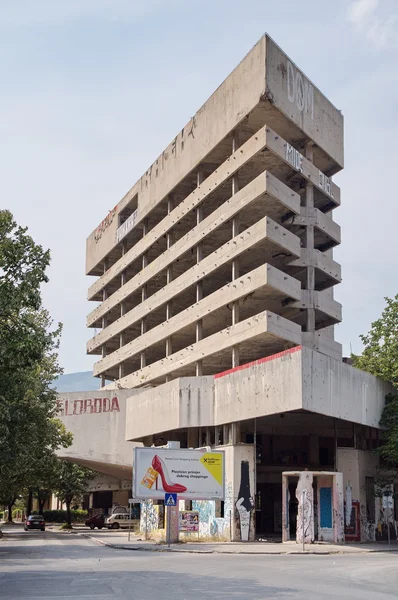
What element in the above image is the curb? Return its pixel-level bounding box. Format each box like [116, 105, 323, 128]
[77, 533, 398, 556]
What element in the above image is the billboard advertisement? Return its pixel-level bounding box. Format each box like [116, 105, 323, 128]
[133, 448, 224, 500]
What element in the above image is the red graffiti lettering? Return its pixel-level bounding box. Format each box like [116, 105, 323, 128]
[59, 397, 120, 416]
[111, 397, 120, 412]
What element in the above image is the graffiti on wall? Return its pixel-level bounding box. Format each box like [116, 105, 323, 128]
[345, 483, 352, 525]
[286, 60, 314, 120]
[94, 206, 117, 243]
[116, 209, 139, 244]
[296, 472, 314, 543]
[58, 397, 120, 416]
[140, 500, 164, 534]
[285, 143, 334, 200]
[192, 482, 234, 539]
[235, 461, 254, 542]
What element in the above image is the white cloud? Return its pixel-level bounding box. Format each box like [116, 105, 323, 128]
[347, 0, 398, 49]
[347, 0, 379, 25]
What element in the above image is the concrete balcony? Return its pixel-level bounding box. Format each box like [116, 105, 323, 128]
[92, 264, 302, 376]
[103, 310, 302, 389]
[87, 215, 301, 355]
[86, 171, 301, 329]
[286, 207, 341, 251]
[287, 249, 341, 291]
[294, 290, 342, 328]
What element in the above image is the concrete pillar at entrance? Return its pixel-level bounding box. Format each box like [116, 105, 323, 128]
[296, 472, 314, 544]
[223, 444, 255, 542]
[334, 472, 344, 542]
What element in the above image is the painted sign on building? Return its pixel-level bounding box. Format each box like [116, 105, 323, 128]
[94, 206, 117, 243]
[133, 448, 224, 500]
[116, 209, 139, 244]
[58, 397, 120, 416]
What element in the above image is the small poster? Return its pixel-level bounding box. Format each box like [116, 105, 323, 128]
[179, 511, 199, 532]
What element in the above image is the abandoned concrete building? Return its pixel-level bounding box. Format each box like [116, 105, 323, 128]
[58, 35, 395, 543]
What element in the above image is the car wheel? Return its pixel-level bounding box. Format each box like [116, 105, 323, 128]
[98, 526, 103, 529]
[24, 527, 27, 531]
[112, 523, 119, 529]
[89, 524, 95, 530]
[41, 528, 45, 532]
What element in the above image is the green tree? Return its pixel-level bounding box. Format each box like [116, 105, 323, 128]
[352, 294, 398, 387]
[353, 294, 398, 475]
[54, 462, 94, 527]
[0, 211, 71, 517]
[377, 393, 398, 469]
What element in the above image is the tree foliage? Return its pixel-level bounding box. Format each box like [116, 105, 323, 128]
[54, 462, 94, 526]
[352, 294, 398, 387]
[353, 294, 398, 472]
[378, 393, 398, 471]
[0, 210, 71, 514]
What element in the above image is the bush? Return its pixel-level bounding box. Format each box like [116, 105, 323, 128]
[0, 512, 3, 520]
[42, 509, 88, 523]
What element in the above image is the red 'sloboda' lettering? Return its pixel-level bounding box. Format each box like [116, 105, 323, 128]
[60, 397, 120, 416]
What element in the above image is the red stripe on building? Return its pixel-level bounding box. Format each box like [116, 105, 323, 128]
[214, 345, 302, 379]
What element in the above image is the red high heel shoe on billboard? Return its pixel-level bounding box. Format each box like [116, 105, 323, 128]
[152, 455, 187, 493]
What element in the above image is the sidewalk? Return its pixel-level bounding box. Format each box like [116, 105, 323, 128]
[73, 528, 398, 555]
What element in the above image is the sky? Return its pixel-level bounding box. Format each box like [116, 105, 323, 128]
[1, 0, 397, 373]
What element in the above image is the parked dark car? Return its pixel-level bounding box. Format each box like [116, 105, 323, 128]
[24, 515, 45, 531]
[85, 514, 105, 530]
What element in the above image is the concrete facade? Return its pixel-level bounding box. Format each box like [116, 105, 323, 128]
[86, 35, 343, 389]
[71, 35, 396, 544]
[57, 389, 140, 479]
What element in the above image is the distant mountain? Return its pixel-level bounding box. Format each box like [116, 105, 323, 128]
[53, 371, 102, 393]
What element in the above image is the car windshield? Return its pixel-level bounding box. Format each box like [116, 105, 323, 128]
[29, 515, 43, 520]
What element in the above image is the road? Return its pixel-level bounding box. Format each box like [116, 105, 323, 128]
[0, 526, 398, 599]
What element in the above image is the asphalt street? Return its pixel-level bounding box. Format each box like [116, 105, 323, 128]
[0, 526, 398, 599]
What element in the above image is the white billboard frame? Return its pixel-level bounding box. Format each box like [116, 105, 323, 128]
[133, 447, 225, 501]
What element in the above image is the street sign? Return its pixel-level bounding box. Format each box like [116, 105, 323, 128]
[165, 493, 177, 507]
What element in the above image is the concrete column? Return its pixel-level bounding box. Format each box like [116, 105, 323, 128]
[231, 422, 241, 445]
[101, 259, 108, 388]
[282, 474, 289, 542]
[119, 242, 127, 380]
[223, 444, 255, 542]
[231, 133, 240, 368]
[205, 427, 211, 447]
[305, 142, 316, 333]
[195, 170, 204, 376]
[187, 428, 199, 449]
[140, 219, 149, 369]
[165, 196, 174, 382]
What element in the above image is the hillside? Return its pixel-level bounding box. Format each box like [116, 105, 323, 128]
[53, 371, 102, 393]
